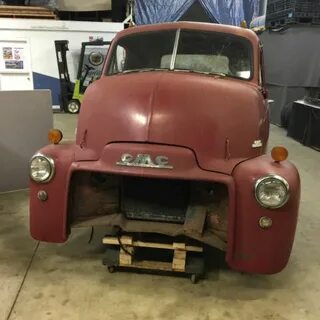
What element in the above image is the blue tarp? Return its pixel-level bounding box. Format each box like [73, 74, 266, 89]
[135, 0, 261, 26]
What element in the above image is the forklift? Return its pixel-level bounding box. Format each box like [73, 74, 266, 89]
[55, 39, 111, 113]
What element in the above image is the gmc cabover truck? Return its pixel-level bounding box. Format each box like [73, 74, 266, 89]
[30, 22, 300, 274]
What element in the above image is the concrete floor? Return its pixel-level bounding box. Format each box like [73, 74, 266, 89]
[1, 114, 320, 320]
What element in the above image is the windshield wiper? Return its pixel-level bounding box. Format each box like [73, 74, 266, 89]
[121, 68, 168, 74]
[208, 72, 227, 77]
[173, 69, 227, 77]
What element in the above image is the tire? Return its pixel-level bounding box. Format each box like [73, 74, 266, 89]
[67, 100, 80, 114]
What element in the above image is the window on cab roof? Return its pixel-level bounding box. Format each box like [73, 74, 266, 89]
[107, 28, 253, 80]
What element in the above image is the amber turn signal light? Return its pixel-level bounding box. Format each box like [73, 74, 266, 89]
[48, 129, 63, 144]
[271, 146, 288, 162]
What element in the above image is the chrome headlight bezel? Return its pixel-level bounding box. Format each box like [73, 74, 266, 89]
[254, 175, 290, 209]
[30, 153, 55, 183]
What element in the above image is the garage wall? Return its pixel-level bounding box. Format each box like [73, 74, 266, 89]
[0, 90, 53, 193]
[0, 19, 123, 108]
[260, 26, 320, 125]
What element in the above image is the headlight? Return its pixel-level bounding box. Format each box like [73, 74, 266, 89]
[255, 175, 289, 209]
[30, 154, 55, 183]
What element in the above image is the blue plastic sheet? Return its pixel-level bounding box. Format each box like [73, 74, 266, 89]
[135, 0, 261, 26]
[135, 0, 195, 25]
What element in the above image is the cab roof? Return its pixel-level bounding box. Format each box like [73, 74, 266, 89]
[115, 21, 260, 46]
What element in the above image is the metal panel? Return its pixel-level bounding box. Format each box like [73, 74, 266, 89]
[0, 90, 53, 192]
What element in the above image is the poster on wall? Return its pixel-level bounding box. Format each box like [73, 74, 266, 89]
[2, 46, 25, 70]
[0, 41, 29, 73]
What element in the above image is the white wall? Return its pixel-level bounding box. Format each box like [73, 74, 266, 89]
[0, 19, 123, 107]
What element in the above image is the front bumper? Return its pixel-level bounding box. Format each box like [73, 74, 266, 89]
[29, 143, 300, 274]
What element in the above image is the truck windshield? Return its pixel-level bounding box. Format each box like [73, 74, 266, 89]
[107, 29, 252, 80]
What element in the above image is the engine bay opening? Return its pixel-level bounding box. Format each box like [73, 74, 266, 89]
[68, 171, 229, 251]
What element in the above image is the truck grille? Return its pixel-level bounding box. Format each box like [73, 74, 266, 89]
[121, 176, 189, 223]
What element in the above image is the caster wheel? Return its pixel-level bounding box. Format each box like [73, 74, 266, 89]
[108, 266, 116, 273]
[190, 274, 199, 284]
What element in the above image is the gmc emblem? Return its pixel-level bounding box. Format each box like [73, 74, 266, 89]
[116, 153, 173, 169]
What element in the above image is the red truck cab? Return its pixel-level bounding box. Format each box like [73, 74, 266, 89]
[29, 22, 300, 274]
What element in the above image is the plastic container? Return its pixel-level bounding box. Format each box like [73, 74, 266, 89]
[266, 0, 320, 28]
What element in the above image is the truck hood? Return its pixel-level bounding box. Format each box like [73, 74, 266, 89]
[76, 72, 267, 174]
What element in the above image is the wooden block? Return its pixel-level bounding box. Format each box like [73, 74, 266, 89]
[172, 262, 185, 272]
[128, 260, 174, 272]
[120, 256, 132, 265]
[185, 245, 203, 252]
[119, 247, 133, 265]
[173, 250, 186, 259]
[133, 241, 173, 250]
[0, 5, 51, 12]
[102, 237, 119, 245]
[120, 235, 133, 245]
[172, 249, 186, 272]
[0, 5, 57, 19]
[102, 238, 202, 252]
[173, 243, 186, 250]
[102, 236, 133, 246]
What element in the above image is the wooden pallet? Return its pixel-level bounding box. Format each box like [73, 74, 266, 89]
[103, 235, 203, 273]
[0, 5, 57, 19]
